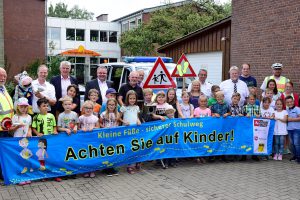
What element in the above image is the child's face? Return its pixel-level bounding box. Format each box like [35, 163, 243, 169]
[128, 94, 136, 106]
[18, 105, 28, 114]
[199, 98, 207, 107]
[268, 82, 276, 90]
[216, 94, 224, 104]
[248, 97, 255, 105]
[83, 103, 93, 115]
[107, 101, 116, 112]
[265, 91, 273, 98]
[213, 88, 220, 97]
[39, 103, 48, 114]
[263, 101, 270, 109]
[286, 98, 294, 108]
[144, 92, 153, 103]
[89, 92, 99, 103]
[275, 101, 283, 110]
[157, 95, 165, 105]
[167, 90, 175, 101]
[62, 100, 72, 112]
[231, 96, 240, 105]
[249, 87, 256, 95]
[106, 93, 116, 99]
[67, 87, 76, 98]
[182, 94, 189, 103]
[166, 111, 174, 119]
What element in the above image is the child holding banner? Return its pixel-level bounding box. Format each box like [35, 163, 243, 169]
[194, 95, 211, 118]
[57, 96, 78, 135]
[230, 93, 243, 116]
[273, 99, 288, 160]
[180, 91, 194, 118]
[79, 100, 100, 178]
[152, 91, 170, 121]
[99, 98, 120, 176]
[285, 95, 300, 163]
[120, 90, 141, 174]
[167, 88, 183, 118]
[211, 91, 230, 118]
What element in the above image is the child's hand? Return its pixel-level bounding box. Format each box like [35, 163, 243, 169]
[214, 113, 220, 117]
[37, 132, 43, 137]
[53, 131, 58, 135]
[137, 121, 141, 126]
[247, 114, 250, 117]
[73, 127, 77, 133]
[255, 115, 260, 118]
[82, 128, 87, 132]
[124, 121, 130, 126]
[66, 129, 71, 135]
[160, 116, 166, 121]
[238, 114, 244, 117]
[223, 113, 229, 118]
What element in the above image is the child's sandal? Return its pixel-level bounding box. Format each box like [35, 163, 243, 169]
[127, 167, 135, 174]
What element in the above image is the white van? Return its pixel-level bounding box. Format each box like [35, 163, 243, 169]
[98, 57, 192, 94]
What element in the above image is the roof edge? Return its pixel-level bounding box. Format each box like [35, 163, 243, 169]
[157, 16, 231, 52]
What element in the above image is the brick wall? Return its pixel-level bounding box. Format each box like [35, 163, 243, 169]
[3, 0, 45, 78]
[231, 0, 300, 93]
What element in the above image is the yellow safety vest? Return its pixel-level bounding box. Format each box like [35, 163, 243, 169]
[0, 89, 14, 131]
[266, 75, 289, 93]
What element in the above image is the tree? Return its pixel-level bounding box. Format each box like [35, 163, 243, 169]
[48, 3, 94, 20]
[120, 0, 231, 56]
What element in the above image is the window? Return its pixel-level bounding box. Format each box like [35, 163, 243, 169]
[66, 29, 75, 40]
[48, 27, 61, 40]
[66, 29, 85, 41]
[90, 57, 99, 80]
[76, 29, 85, 41]
[100, 31, 108, 42]
[109, 31, 117, 43]
[90, 30, 99, 42]
[137, 18, 142, 26]
[109, 58, 117, 62]
[122, 22, 129, 32]
[130, 20, 136, 29]
[66, 57, 86, 84]
[100, 58, 109, 63]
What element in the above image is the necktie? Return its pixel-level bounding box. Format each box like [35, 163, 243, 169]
[232, 80, 238, 93]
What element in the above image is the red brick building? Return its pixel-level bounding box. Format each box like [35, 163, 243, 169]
[231, 0, 300, 90]
[1, 0, 46, 78]
[158, 0, 300, 91]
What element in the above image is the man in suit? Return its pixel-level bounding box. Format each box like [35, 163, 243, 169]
[84, 66, 113, 105]
[50, 61, 78, 115]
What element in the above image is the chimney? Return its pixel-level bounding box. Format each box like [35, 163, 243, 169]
[96, 14, 108, 22]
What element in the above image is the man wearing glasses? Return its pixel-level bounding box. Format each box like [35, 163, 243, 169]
[187, 69, 212, 97]
[260, 63, 289, 93]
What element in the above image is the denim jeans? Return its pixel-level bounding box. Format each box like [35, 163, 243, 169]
[274, 135, 285, 154]
[288, 129, 300, 160]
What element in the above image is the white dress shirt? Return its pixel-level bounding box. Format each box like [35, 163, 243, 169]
[220, 79, 249, 106]
[98, 79, 108, 103]
[61, 75, 71, 98]
[187, 81, 212, 97]
[32, 79, 56, 113]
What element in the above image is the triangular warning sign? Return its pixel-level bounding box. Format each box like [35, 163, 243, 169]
[143, 57, 176, 89]
[171, 54, 197, 77]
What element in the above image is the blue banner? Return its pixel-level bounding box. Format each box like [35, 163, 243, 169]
[0, 117, 274, 185]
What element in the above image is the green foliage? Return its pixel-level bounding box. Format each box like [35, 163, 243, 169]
[120, 0, 232, 56]
[5, 81, 16, 96]
[48, 3, 94, 20]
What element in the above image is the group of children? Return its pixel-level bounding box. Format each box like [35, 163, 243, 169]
[8, 79, 300, 185]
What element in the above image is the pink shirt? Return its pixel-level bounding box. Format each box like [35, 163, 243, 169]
[194, 107, 211, 117]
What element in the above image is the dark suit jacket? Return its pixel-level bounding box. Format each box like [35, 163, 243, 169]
[50, 75, 78, 113]
[84, 79, 113, 105]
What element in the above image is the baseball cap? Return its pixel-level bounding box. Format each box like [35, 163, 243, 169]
[17, 97, 29, 106]
[106, 88, 117, 95]
[271, 63, 283, 69]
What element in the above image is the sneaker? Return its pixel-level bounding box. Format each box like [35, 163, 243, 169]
[89, 172, 96, 178]
[106, 172, 113, 177]
[277, 154, 283, 161]
[25, 181, 31, 184]
[18, 181, 27, 186]
[54, 177, 62, 182]
[289, 156, 296, 162]
[112, 169, 119, 176]
[83, 173, 90, 178]
[273, 154, 278, 160]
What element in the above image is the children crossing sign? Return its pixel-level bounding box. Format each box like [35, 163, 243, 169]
[171, 53, 197, 77]
[143, 57, 176, 89]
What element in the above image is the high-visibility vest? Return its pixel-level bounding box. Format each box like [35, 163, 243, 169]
[0, 89, 14, 131]
[266, 75, 289, 93]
